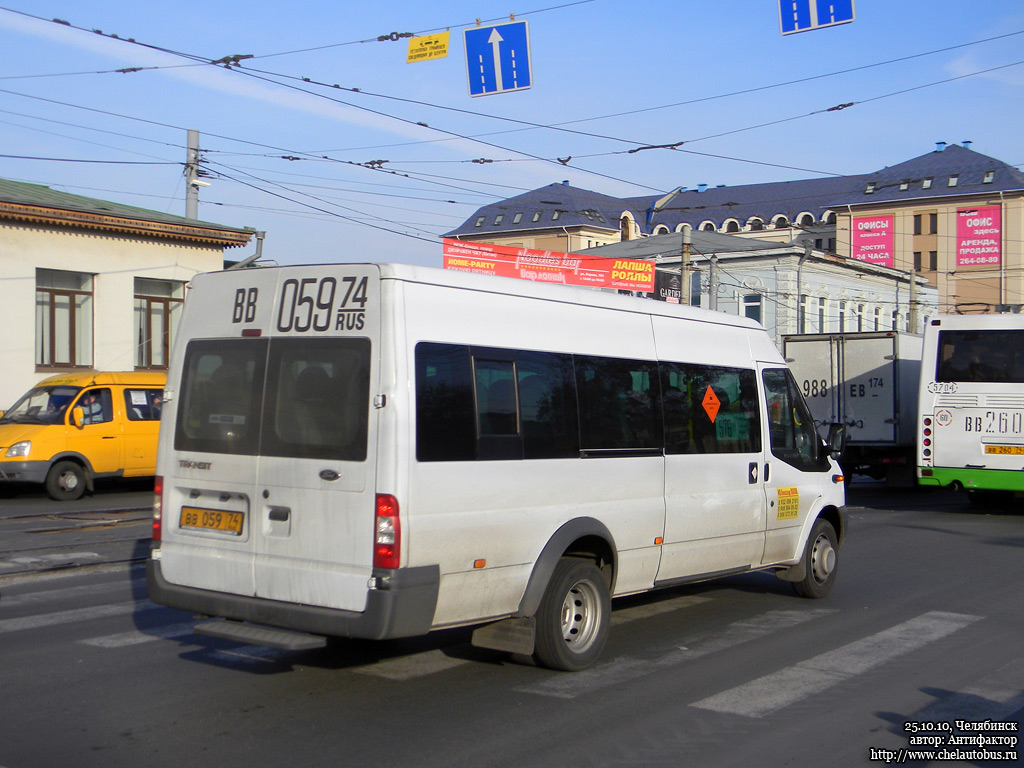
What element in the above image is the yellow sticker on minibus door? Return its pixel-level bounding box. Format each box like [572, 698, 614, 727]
[776, 487, 799, 520]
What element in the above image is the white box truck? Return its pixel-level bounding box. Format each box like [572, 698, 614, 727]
[782, 332, 922, 483]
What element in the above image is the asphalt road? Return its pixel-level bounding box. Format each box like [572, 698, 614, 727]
[0, 483, 1021, 768]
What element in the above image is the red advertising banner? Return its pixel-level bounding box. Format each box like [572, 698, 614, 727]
[442, 238, 654, 292]
[851, 214, 894, 267]
[956, 205, 1002, 267]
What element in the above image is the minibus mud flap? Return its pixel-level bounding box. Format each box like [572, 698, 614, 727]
[471, 616, 536, 656]
[195, 619, 327, 651]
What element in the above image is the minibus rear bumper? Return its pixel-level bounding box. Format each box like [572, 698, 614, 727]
[147, 559, 440, 641]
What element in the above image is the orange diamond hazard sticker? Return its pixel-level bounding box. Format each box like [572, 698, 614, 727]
[702, 385, 720, 423]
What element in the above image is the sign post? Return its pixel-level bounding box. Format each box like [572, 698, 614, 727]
[464, 20, 532, 97]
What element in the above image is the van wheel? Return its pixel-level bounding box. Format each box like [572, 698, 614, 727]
[792, 518, 838, 599]
[46, 461, 86, 501]
[533, 558, 610, 671]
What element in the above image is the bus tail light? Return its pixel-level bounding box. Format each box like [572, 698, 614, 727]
[374, 494, 401, 570]
[152, 475, 164, 543]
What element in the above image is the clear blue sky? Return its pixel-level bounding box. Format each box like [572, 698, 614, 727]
[1, 1, 1022, 267]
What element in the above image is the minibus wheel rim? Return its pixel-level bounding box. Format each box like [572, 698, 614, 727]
[560, 578, 602, 651]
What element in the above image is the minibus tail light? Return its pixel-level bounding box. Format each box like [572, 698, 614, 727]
[152, 475, 164, 543]
[374, 494, 401, 570]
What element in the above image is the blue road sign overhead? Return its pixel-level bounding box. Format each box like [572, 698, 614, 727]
[780, 0, 855, 35]
[464, 20, 532, 97]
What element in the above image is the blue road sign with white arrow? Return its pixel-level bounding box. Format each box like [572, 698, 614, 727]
[464, 20, 532, 97]
[779, 0, 855, 35]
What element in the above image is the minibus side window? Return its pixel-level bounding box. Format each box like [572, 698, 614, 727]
[575, 356, 662, 452]
[518, 351, 578, 459]
[661, 363, 761, 454]
[124, 389, 164, 421]
[174, 339, 267, 455]
[262, 337, 370, 462]
[77, 389, 113, 425]
[762, 368, 824, 471]
[416, 343, 476, 462]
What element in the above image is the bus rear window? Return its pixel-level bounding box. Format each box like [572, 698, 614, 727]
[937, 330, 1024, 383]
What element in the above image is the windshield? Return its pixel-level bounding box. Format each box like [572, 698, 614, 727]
[0, 386, 81, 425]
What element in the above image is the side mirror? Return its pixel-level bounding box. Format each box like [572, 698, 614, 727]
[825, 423, 845, 460]
[71, 407, 84, 428]
[0, 410, 5, 419]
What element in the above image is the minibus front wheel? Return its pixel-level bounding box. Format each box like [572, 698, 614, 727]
[792, 518, 839, 599]
[45, 460, 87, 501]
[532, 557, 610, 671]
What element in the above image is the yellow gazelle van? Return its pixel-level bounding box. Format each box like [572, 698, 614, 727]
[0, 371, 166, 500]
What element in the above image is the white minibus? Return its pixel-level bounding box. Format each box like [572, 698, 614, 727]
[147, 264, 846, 671]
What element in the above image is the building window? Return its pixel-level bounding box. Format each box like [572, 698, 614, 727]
[532, 212, 542, 222]
[983, 170, 995, 184]
[873, 307, 881, 331]
[929, 251, 938, 271]
[773, 215, 789, 228]
[838, 300, 847, 331]
[748, 218, 764, 231]
[35, 268, 93, 368]
[725, 220, 740, 233]
[947, 175, 958, 187]
[512, 212, 523, 224]
[135, 278, 184, 370]
[857, 304, 865, 332]
[899, 181, 909, 191]
[914, 215, 922, 236]
[798, 214, 815, 228]
[922, 178, 933, 189]
[493, 214, 504, 225]
[817, 298, 826, 332]
[474, 216, 485, 227]
[914, 251, 922, 271]
[930, 213, 937, 234]
[743, 294, 762, 324]
[865, 182, 876, 194]
[552, 210, 561, 221]
[799, 294, 808, 333]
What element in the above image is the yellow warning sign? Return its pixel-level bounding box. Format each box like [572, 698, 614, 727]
[407, 31, 450, 63]
[777, 487, 799, 520]
[702, 385, 721, 423]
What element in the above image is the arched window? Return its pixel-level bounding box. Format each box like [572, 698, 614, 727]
[619, 213, 636, 241]
[797, 213, 815, 228]
[700, 221, 716, 232]
[724, 219, 740, 233]
[772, 215, 789, 228]
[822, 211, 836, 224]
[653, 225, 669, 235]
[747, 218, 764, 231]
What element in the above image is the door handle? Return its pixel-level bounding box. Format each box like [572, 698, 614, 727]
[764, 463, 771, 482]
[268, 506, 290, 522]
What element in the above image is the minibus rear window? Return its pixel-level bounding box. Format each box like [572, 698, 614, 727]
[175, 339, 267, 456]
[174, 337, 370, 461]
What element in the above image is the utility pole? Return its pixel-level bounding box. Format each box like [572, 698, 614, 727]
[681, 226, 691, 305]
[908, 262, 918, 332]
[185, 129, 201, 219]
[708, 253, 719, 311]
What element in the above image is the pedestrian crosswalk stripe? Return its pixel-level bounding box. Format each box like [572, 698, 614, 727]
[518, 608, 836, 700]
[0, 600, 160, 633]
[691, 611, 982, 717]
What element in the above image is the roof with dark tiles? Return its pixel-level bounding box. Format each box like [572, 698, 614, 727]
[445, 145, 1023, 238]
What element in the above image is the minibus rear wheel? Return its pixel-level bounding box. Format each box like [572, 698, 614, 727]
[792, 518, 838, 599]
[533, 557, 610, 671]
[45, 460, 86, 501]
